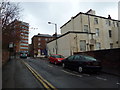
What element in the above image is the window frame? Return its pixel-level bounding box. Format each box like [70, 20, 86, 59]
[109, 30, 112, 38]
[95, 28, 99, 37]
[94, 18, 98, 24]
[83, 25, 88, 32]
[80, 40, 86, 51]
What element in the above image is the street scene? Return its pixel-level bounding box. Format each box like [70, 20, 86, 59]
[2, 58, 120, 88]
[1, 0, 120, 89]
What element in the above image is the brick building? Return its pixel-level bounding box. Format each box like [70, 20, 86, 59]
[31, 33, 55, 57]
[10, 19, 29, 53]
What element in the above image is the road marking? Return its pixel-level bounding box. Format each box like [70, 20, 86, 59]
[96, 77, 107, 81]
[116, 82, 120, 85]
[61, 70, 82, 77]
[83, 74, 90, 76]
[48, 65, 53, 68]
[22, 60, 57, 90]
[72, 71, 78, 74]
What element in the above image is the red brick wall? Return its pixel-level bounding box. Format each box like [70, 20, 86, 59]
[2, 50, 10, 66]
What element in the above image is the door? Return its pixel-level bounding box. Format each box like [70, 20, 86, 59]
[66, 55, 75, 68]
[71, 55, 81, 70]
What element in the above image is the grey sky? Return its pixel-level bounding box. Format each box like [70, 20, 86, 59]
[18, 1, 119, 44]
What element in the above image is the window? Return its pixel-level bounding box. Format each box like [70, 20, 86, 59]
[108, 21, 111, 26]
[74, 55, 81, 60]
[45, 38, 47, 41]
[96, 42, 101, 50]
[95, 28, 99, 36]
[110, 43, 113, 49]
[53, 48, 55, 53]
[80, 40, 86, 51]
[84, 25, 88, 32]
[106, 20, 108, 24]
[109, 30, 112, 37]
[116, 22, 119, 27]
[20, 43, 28, 46]
[68, 55, 74, 61]
[94, 18, 98, 24]
[113, 22, 115, 27]
[38, 43, 41, 45]
[38, 38, 41, 41]
[54, 55, 64, 58]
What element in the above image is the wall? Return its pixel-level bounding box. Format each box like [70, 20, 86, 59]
[60, 12, 120, 51]
[74, 48, 120, 76]
[47, 34, 71, 57]
[2, 50, 10, 66]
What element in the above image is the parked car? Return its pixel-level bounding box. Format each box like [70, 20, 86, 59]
[49, 54, 65, 65]
[62, 54, 102, 73]
[20, 52, 27, 58]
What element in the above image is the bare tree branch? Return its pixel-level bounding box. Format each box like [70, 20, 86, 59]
[1, 1, 22, 50]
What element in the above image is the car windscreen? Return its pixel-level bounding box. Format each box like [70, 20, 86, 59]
[82, 55, 97, 61]
[55, 55, 64, 58]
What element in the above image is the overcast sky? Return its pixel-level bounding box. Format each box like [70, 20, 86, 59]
[16, 0, 120, 44]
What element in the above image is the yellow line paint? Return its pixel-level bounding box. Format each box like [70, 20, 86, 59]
[22, 60, 57, 90]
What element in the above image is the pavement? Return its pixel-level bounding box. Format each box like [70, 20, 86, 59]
[2, 58, 44, 88]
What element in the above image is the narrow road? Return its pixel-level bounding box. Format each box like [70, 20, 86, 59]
[2, 58, 120, 89]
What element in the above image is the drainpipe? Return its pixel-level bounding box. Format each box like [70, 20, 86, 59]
[87, 15, 91, 51]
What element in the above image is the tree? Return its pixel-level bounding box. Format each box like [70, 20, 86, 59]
[1, 1, 22, 50]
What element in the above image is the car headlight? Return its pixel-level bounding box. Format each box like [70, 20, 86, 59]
[58, 60, 61, 62]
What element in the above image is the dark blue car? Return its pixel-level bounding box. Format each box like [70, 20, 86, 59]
[62, 54, 102, 73]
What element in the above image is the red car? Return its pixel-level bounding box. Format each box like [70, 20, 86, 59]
[49, 54, 65, 64]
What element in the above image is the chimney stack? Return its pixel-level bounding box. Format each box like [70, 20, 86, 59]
[108, 15, 111, 19]
[86, 9, 96, 15]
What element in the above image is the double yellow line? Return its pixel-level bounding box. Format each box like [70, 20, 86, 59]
[22, 60, 57, 90]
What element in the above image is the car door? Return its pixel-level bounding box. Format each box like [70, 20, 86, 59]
[71, 55, 81, 70]
[50, 55, 55, 63]
[66, 55, 75, 69]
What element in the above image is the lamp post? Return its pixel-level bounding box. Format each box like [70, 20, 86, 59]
[48, 22, 58, 54]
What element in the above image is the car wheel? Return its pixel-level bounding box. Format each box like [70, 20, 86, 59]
[62, 63, 65, 68]
[78, 66, 83, 73]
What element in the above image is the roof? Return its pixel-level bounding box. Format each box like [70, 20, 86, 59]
[33, 34, 53, 38]
[60, 12, 120, 29]
[47, 31, 95, 43]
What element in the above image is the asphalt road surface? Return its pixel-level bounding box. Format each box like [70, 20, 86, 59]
[2, 58, 120, 89]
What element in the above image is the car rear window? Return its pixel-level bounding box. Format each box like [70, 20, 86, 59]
[82, 55, 97, 61]
[55, 55, 64, 58]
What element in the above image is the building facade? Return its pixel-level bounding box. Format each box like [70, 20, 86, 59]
[118, 1, 120, 47]
[47, 9, 120, 57]
[16, 20, 29, 53]
[10, 19, 29, 53]
[31, 33, 55, 57]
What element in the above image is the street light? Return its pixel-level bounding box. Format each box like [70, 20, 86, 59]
[48, 21, 58, 54]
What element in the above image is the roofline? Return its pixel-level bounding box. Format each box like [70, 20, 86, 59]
[60, 12, 120, 29]
[47, 31, 95, 43]
[32, 35, 54, 38]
